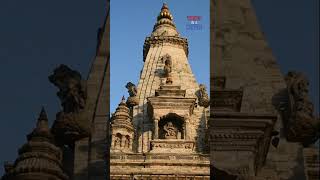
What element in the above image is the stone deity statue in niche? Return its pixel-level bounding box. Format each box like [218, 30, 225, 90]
[114, 136, 121, 149]
[164, 122, 177, 139]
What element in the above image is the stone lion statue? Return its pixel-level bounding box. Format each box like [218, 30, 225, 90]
[285, 71, 319, 146]
[49, 64, 89, 145]
[49, 64, 87, 113]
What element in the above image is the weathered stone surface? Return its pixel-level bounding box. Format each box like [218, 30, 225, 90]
[49, 64, 91, 145]
[210, 0, 319, 179]
[73, 6, 110, 179]
[303, 147, 320, 180]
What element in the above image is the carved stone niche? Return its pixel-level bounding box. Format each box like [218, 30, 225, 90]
[158, 113, 185, 139]
[147, 84, 197, 154]
[150, 113, 196, 154]
[111, 132, 133, 153]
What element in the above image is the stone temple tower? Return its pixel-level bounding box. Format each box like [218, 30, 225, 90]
[110, 3, 210, 179]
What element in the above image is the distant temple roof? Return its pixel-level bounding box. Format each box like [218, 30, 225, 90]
[2, 108, 68, 180]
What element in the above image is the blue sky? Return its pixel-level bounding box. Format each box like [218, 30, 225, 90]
[0, 0, 106, 175]
[110, 0, 210, 112]
[252, 0, 319, 113]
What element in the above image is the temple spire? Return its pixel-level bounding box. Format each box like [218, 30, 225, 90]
[152, 3, 178, 36]
[27, 107, 52, 141]
[121, 95, 126, 104]
[2, 107, 68, 180]
[155, 3, 175, 27]
[37, 107, 49, 129]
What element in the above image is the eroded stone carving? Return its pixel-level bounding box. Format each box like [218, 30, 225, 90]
[197, 84, 210, 108]
[164, 122, 177, 139]
[125, 82, 137, 97]
[49, 64, 86, 113]
[125, 82, 139, 107]
[49, 64, 90, 145]
[162, 54, 173, 84]
[114, 135, 121, 148]
[284, 71, 320, 146]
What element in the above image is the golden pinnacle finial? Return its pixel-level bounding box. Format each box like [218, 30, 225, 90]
[157, 3, 174, 22]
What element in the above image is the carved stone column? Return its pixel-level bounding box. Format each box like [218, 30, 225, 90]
[154, 118, 159, 139]
[129, 137, 133, 151]
[184, 116, 189, 140]
[121, 136, 126, 149]
[183, 123, 186, 140]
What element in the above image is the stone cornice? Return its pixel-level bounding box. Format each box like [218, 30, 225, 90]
[147, 97, 196, 118]
[143, 36, 189, 61]
[111, 122, 134, 132]
[210, 112, 277, 127]
[209, 112, 277, 175]
[110, 153, 209, 164]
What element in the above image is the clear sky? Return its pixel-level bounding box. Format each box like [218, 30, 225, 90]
[110, 0, 210, 112]
[0, 0, 106, 175]
[252, 0, 319, 113]
[0, 0, 318, 176]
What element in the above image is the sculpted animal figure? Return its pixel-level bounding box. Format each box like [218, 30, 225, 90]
[285, 71, 319, 146]
[125, 82, 137, 97]
[197, 84, 210, 108]
[49, 64, 87, 113]
[49, 64, 90, 145]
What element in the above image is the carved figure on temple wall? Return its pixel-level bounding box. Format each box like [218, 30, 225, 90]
[163, 55, 172, 76]
[164, 122, 177, 139]
[49, 64, 87, 113]
[162, 54, 173, 84]
[125, 82, 137, 97]
[197, 84, 210, 108]
[284, 71, 320, 146]
[49, 64, 90, 145]
[125, 136, 130, 149]
[114, 134, 121, 149]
